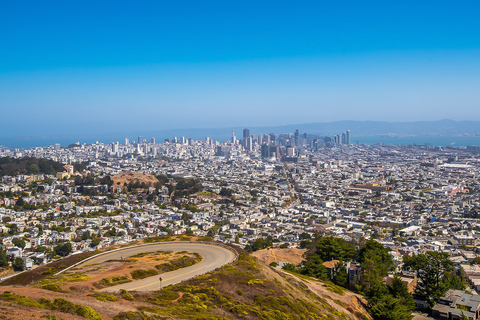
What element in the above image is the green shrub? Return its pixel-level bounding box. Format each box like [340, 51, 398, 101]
[52, 298, 76, 313]
[0, 292, 103, 320]
[93, 275, 131, 289]
[146, 289, 180, 303]
[75, 305, 103, 320]
[130, 269, 158, 280]
[42, 284, 70, 293]
[122, 293, 135, 301]
[43, 267, 57, 275]
[88, 293, 118, 302]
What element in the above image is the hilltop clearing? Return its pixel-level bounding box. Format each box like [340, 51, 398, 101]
[111, 171, 159, 188]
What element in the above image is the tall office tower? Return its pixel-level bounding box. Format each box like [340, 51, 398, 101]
[258, 133, 263, 145]
[54, 143, 61, 150]
[314, 139, 319, 152]
[246, 137, 253, 151]
[341, 133, 346, 144]
[138, 136, 142, 144]
[286, 147, 295, 157]
[303, 132, 307, 140]
[269, 133, 276, 145]
[294, 129, 299, 146]
[188, 138, 194, 145]
[173, 136, 178, 143]
[205, 137, 211, 145]
[261, 144, 270, 158]
[151, 137, 156, 144]
[334, 135, 340, 144]
[124, 138, 129, 145]
[181, 136, 186, 144]
[231, 129, 236, 144]
[112, 142, 118, 153]
[346, 130, 351, 145]
[243, 128, 250, 139]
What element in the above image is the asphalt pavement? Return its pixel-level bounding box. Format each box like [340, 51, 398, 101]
[74, 242, 236, 292]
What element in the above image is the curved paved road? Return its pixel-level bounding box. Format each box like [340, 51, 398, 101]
[75, 243, 235, 292]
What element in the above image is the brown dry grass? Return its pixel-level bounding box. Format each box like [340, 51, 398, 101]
[111, 171, 158, 188]
[251, 247, 306, 265]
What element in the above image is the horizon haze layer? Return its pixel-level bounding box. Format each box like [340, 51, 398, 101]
[2, 119, 480, 149]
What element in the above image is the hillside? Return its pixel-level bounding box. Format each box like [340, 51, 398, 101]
[0, 246, 370, 320]
[111, 171, 159, 188]
[0, 156, 65, 176]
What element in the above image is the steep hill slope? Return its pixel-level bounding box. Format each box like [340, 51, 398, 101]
[0, 247, 370, 320]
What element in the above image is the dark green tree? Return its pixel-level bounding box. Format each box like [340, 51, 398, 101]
[389, 275, 416, 311]
[0, 249, 8, 268]
[443, 271, 465, 290]
[369, 294, 414, 320]
[12, 237, 26, 249]
[332, 261, 348, 287]
[281, 263, 297, 272]
[404, 251, 454, 308]
[309, 235, 355, 262]
[358, 239, 394, 275]
[299, 255, 328, 280]
[12, 257, 24, 271]
[54, 243, 72, 257]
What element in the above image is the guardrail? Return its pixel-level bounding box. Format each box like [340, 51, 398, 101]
[55, 241, 239, 276]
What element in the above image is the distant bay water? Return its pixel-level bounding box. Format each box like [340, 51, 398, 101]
[1, 135, 480, 149]
[354, 135, 480, 147]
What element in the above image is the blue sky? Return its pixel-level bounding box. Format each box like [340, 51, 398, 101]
[1, 1, 480, 137]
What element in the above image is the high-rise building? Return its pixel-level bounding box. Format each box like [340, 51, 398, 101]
[243, 128, 250, 139]
[341, 133, 346, 144]
[269, 133, 276, 145]
[286, 147, 295, 157]
[124, 138, 129, 145]
[261, 144, 270, 158]
[138, 136, 142, 144]
[294, 129, 299, 146]
[181, 136, 186, 144]
[246, 137, 253, 151]
[346, 130, 351, 145]
[112, 142, 119, 153]
[231, 129, 236, 144]
[151, 137, 156, 144]
[54, 143, 61, 150]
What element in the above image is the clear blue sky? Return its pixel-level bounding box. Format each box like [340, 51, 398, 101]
[1, 1, 479, 137]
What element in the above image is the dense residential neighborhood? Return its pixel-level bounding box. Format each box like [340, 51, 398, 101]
[1, 132, 480, 319]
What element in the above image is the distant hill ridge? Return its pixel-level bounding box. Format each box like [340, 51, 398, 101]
[141, 119, 480, 141]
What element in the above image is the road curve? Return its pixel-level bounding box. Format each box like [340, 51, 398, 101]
[75, 242, 236, 292]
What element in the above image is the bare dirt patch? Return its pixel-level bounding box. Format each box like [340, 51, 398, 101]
[112, 171, 158, 188]
[252, 247, 306, 265]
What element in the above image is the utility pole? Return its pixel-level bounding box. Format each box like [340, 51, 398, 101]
[159, 277, 162, 290]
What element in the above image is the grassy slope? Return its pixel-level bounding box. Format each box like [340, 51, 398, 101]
[115, 249, 370, 320]
[0, 243, 371, 320]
